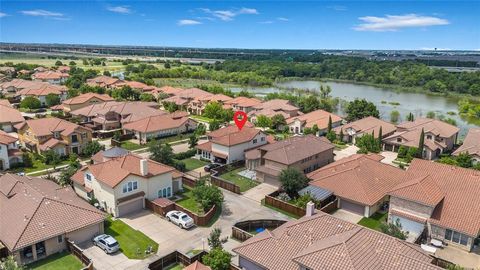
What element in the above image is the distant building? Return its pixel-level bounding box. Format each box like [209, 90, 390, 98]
[286, 109, 343, 135]
[55, 92, 114, 112]
[0, 130, 22, 170]
[32, 70, 69, 84]
[222, 97, 262, 113]
[0, 101, 25, 132]
[334, 116, 396, 144]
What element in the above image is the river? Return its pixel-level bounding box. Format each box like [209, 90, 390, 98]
[230, 80, 479, 137]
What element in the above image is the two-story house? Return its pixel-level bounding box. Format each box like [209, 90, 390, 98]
[383, 118, 460, 160]
[0, 130, 22, 170]
[71, 154, 183, 217]
[0, 100, 24, 132]
[56, 92, 114, 113]
[452, 128, 480, 164]
[222, 97, 262, 113]
[246, 135, 334, 186]
[188, 94, 233, 115]
[334, 116, 396, 144]
[16, 117, 92, 156]
[16, 83, 68, 106]
[86, 75, 124, 88]
[0, 174, 105, 265]
[286, 109, 343, 135]
[196, 123, 268, 164]
[248, 99, 300, 123]
[388, 159, 480, 251]
[32, 70, 69, 84]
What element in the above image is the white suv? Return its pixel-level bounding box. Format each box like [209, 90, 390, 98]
[166, 210, 194, 229]
[93, 234, 120, 254]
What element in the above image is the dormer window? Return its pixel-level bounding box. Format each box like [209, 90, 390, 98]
[426, 135, 432, 140]
[85, 173, 92, 182]
[396, 138, 402, 143]
[53, 132, 60, 139]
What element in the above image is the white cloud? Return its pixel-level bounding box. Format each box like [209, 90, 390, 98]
[199, 7, 258, 21]
[21, 9, 64, 17]
[107, 6, 131, 14]
[259, 20, 273, 24]
[328, 5, 347, 11]
[178, 19, 202, 26]
[354, 14, 449, 32]
[0, 12, 7, 18]
[277, 17, 289, 21]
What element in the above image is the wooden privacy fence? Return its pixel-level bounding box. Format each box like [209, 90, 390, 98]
[148, 250, 207, 270]
[210, 161, 245, 194]
[265, 191, 306, 217]
[66, 240, 93, 270]
[320, 198, 338, 214]
[145, 198, 217, 227]
[232, 219, 287, 242]
[182, 175, 197, 188]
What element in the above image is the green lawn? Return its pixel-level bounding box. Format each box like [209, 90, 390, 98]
[176, 187, 203, 214]
[261, 199, 301, 219]
[219, 168, 260, 192]
[181, 158, 209, 171]
[120, 141, 145, 151]
[105, 217, 158, 259]
[189, 115, 215, 123]
[9, 155, 69, 175]
[27, 252, 83, 270]
[357, 212, 388, 231]
[164, 264, 184, 270]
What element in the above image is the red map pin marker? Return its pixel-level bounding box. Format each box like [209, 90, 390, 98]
[233, 111, 247, 130]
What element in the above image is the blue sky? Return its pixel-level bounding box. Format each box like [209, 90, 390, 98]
[0, 1, 479, 50]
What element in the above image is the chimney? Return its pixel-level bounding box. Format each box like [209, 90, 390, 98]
[140, 159, 148, 176]
[305, 201, 315, 217]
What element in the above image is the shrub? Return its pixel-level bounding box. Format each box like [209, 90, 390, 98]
[20, 96, 41, 110]
[279, 168, 308, 198]
[397, 146, 408, 158]
[174, 149, 197, 160]
[380, 218, 408, 240]
[192, 184, 224, 211]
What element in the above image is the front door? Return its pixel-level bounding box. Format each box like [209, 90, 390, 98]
[72, 147, 79, 155]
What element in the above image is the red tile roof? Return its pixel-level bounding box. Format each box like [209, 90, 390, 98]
[0, 130, 18, 145]
[287, 109, 343, 130]
[207, 123, 262, 146]
[183, 261, 211, 270]
[453, 128, 480, 157]
[19, 117, 90, 137]
[122, 112, 194, 133]
[0, 103, 24, 124]
[33, 71, 69, 80]
[0, 174, 105, 252]
[308, 154, 407, 206]
[334, 116, 396, 137]
[233, 212, 440, 270]
[62, 93, 114, 105]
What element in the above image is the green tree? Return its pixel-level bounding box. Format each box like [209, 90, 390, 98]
[164, 62, 171, 69]
[397, 146, 408, 158]
[202, 248, 232, 270]
[83, 141, 105, 157]
[194, 123, 207, 136]
[418, 128, 425, 158]
[255, 115, 272, 128]
[405, 147, 418, 163]
[208, 228, 228, 250]
[149, 141, 174, 166]
[379, 218, 408, 240]
[299, 95, 319, 113]
[188, 134, 199, 148]
[327, 116, 332, 133]
[162, 101, 179, 113]
[55, 60, 63, 66]
[345, 99, 379, 122]
[456, 152, 473, 168]
[209, 120, 221, 131]
[377, 126, 383, 147]
[69, 61, 76, 66]
[390, 110, 400, 124]
[111, 86, 140, 101]
[45, 93, 61, 107]
[326, 131, 336, 142]
[279, 168, 308, 198]
[356, 133, 381, 154]
[192, 184, 224, 211]
[0, 256, 24, 270]
[271, 114, 286, 130]
[20, 96, 41, 110]
[406, 112, 415, 121]
[338, 128, 344, 143]
[44, 150, 62, 169]
[22, 152, 33, 168]
[203, 101, 224, 120]
[426, 111, 436, 119]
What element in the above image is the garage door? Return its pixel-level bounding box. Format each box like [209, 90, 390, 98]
[340, 199, 365, 215]
[263, 175, 280, 187]
[67, 223, 101, 244]
[117, 197, 143, 217]
[390, 215, 425, 237]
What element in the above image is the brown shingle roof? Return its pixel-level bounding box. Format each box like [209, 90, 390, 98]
[259, 135, 334, 165]
[287, 109, 343, 130]
[233, 212, 440, 270]
[84, 154, 175, 188]
[453, 128, 480, 157]
[0, 174, 105, 252]
[400, 159, 480, 236]
[334, 116, 396, 138]
[308, 154, 407, 206]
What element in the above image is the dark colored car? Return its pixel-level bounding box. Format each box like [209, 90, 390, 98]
[204, 163, 221, 172]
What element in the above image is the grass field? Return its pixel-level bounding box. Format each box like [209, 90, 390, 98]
[27, 251, 83, 270]
[120, 141, 145, 151]
[181, 158, 209, 171]
[219, 167, 259, 192]
[176, 187, 203, 214]
[357, 212, 388, 231]
[189, 115, 215, 123]
[105, 217, 158, 259]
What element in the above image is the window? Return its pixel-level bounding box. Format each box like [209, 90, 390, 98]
[427, 135, 432, 140]
[81, 133, 87, 139]
[71, 134, 78, 143]
[53, 132, 60, 139]
[396, 138, 402, 142]
[85, 173, 92, 182]
[122, 181, 138, 193]
[261, 137, 265, 142]
[57, 235, 63, 243]
[445, 229, 469, 246]
[253, 139, 257, 144]
[167, 187, 171, 197]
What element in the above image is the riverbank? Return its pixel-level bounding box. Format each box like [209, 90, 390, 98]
[275, 77, 480, 102]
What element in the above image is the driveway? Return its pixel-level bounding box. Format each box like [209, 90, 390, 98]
[331, 209, 363, 223]
[333, 145, 359, 161]
[436, 245, 480, 269]
[79, 241, 141, 270]
[122, 189, 292, 269]
[380, 151, 398, 166]
[242, 183, 278, 202]
[171, 139, 207, 154]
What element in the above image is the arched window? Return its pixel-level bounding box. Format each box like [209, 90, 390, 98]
[158, 190, 162, 198]
[162, 188, 167, 198]
[167, 187, 171, 197]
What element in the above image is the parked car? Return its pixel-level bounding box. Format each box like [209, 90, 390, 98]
[204, 163, 221, 172]
[93, 234, 120, 254]
[166, 210, 194, 229]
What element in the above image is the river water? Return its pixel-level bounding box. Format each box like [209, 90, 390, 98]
[230, 80, 479, 137]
